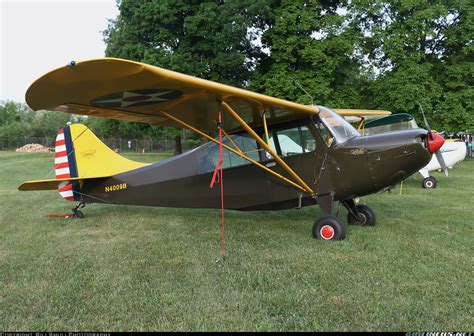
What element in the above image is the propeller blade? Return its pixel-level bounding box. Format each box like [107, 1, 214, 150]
[435, 150, 448, 177]
[418, 103, 431, 131]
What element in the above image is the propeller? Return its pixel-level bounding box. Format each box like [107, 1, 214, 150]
[418, 103, 448, 176]
[435, 150, 448, 176]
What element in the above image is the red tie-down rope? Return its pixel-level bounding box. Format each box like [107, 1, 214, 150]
[209, 110, 226, 258]
[45, 213, 74, 218]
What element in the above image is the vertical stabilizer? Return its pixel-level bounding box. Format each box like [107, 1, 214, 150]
[53, 124, 147, 202]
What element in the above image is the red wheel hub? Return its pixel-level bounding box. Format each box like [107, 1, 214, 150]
[320, 225, 335, 240]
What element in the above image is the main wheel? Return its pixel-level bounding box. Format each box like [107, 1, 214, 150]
[347, 204, 376, 226]
[422, 176, 437, 189]
[312, 216, 346, 240]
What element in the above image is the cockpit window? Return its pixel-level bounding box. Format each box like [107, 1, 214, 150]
[265, 125, 316, 159]
[198, 133, 260, 174]
[317, 106, 360, 144]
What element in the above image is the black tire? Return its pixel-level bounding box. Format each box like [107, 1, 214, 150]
[422, 176, 437, 189]
[312, 216, 346, 240]
[347, 204, 376, 226]
[74, 210, 84, 219]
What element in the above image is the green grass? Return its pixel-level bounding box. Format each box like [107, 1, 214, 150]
[0, 151, 473, 331]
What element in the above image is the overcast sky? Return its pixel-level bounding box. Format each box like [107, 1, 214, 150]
[0, 0, 119, 102]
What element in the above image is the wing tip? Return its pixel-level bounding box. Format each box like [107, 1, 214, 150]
[26, 57, 143, 111]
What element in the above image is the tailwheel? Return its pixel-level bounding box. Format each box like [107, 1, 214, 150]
[73, 210, 84, 218]
[347, 204, 376, 226]
[72, 202, 85, 219]
[422, 176, 437, 189]
[312, 216, 346, 241]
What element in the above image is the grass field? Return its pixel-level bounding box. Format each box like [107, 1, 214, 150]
[0, 151, 472, 331]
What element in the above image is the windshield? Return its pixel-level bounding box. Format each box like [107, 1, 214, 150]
[316, 106, 360, 143]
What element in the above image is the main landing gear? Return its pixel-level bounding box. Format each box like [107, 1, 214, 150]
[313, 216, 345, 240]
[312, 196, 376, 241]
[346, 204, 376, 226]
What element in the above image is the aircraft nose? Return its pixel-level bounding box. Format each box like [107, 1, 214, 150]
[426, 132, 445, 153]
[358, 129, 433, 189]
[340, 129, 434, 195]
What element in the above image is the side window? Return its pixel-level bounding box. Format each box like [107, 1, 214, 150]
[300, 126, 316, 152]
[265, 125, 315, 159]
[198, 133, 260, 173]
[229, 133, 260, 166]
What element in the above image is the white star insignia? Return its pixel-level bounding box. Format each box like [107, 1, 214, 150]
[94, 91, 175, 108]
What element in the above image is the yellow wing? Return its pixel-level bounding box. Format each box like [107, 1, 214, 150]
[334, 109, 392, 126]
[333, 109, 392, 117]
[26, 58, 318, 132]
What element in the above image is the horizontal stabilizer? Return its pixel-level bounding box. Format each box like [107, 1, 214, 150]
[18, 176, 108, 191]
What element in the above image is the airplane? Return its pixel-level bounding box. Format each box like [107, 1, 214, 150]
[359, 113, 467, 188]
[18, 58, 446, 241]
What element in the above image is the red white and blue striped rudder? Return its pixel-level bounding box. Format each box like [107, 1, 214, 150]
[54, 126, 79, 201]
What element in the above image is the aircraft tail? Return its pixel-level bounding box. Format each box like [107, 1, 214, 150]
[19, 124, 147, 200]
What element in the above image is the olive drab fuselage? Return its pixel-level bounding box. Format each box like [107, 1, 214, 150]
[79, 114, 432, 211]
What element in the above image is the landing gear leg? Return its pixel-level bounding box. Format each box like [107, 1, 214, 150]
[343, 199, 376, 226]
[72, 202, 85, 219]
[313, 193, 346, 240]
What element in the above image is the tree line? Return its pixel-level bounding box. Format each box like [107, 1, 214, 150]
[0, 100, 189, 141]
[1, 0, 472, 140]
[105, 0, 472, 133]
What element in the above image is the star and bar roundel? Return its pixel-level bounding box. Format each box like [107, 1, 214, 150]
[90, 89, 183, 109]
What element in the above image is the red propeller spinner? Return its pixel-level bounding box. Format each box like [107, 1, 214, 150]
[426, 132, 445, 154]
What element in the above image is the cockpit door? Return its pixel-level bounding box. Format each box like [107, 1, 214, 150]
[262, 119, 327, 208]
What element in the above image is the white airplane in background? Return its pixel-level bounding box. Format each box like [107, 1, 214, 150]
[342, 111, 467, 189]
[418, 140, 467, 188]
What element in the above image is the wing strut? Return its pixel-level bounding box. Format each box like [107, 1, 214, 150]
[160, 102, 315, 195]
[262, 111, 270, 146]
[221, 101, 314, 195]
[160, 111, 307, 192]
[356, 117, 365, 131]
